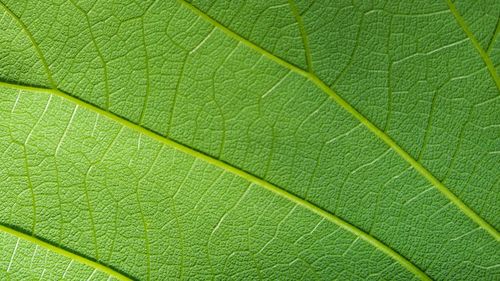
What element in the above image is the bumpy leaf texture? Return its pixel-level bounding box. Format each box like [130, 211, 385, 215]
[0, 0, 499, 280]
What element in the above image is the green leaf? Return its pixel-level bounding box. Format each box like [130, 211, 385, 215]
[0, 0, 499, 280]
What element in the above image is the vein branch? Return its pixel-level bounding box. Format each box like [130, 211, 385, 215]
[288, 0, 313, 72]
[1, 1, 498, 279]
[0, 224, 132, 281]
[68, 0, 112, 109]
[175, 0, 310, 79]
[177, 0, 500, 243]
[0, 79, 431, 281]
[0, 2, 57, 89]
[445, 0, 500, 91]
[486, 16, 500, 54]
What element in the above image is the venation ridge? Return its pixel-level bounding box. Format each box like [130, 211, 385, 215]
[445, 0, 500, 90]
[0, 2, 57, 88]
[0, 223, 133, 280]
[0, 80, 431, 281]
[0, 0, 498, 279]
[177, 0, 500, 242]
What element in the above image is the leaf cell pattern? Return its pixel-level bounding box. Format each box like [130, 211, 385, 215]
[0, 0, 499, 280]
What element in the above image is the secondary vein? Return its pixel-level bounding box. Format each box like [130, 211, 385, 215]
[177, 0, 500, 242]
[0, 2, 57, 89]
[445, 0, 500, 91]
[0, 80, 431, 281]
[288, 0, 313, 72]
[1, 0, 497, 278]
[486, 16, 500, 54]
[0, 224, 132, 281]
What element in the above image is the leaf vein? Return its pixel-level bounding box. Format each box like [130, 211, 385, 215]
[0, 80, 431, 281]
[288, 0, 313, 72]
[68, 0, 112, 109]
[0, 224, 132, 281]
[0, 2, 57, 89]
[445, 0, 500, 90]
[177, 0, 500, 243]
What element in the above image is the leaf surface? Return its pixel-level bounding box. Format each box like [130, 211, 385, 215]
[0, 0, 499, 280]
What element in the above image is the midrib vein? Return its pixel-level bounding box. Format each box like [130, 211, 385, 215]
[0, 80, 430, 281]
[177, 0, 500, 242]
[445, 0, 500, 91]
[0, 224, 132, 281]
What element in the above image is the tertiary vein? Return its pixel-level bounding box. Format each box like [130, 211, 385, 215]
[177, 0, 499, 241]
[1, 0, 498, 279]
[0, 80, 431, 281]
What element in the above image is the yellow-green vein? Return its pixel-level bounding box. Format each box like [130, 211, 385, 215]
[176, 1, 310, 79]
[68, 0, 112, 109]
[0, 224, 132, 281]
[0, 2, 57, 89]
[486, 17, 500, 54]
[0, 80, 431, 281]
[177, 0, 500, 241]
[445, 0, 500, 91]
[288, 0, 313, 72]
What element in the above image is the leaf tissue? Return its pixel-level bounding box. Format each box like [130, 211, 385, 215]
[0, 0, 499, 280]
